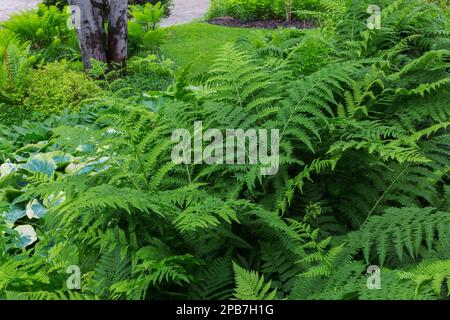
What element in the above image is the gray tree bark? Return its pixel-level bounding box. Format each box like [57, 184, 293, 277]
[108, 0, 128, 67]
[68, 0, 128, 70]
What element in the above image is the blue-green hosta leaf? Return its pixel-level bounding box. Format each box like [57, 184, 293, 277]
[21, 154, 57, 177]
[15, 141, 48, 154]
[26, 199, 48, 219]
[0, 160, 17, 178]
[101, 128, 120, 137]
[43, 192, 66, 208]
[45, 151, 73, 167]
[76, 144, 96, 153]
[65, 157, 110, 175]
[3, 206, 26, 225]
[14, 224, 37, 248]
[65, 162, 85, 175]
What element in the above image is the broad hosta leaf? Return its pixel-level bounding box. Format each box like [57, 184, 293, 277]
[21, 154, 57, 177]
[2, 206, 26, 225]
[15, 141, 48, 154]
[26, 199, 48, 219]
[14, 225, 37, 248]
[65, 157, 110, 175]
[45, 151, 73, 167]
[76, 144, 96, 153]
[0, 160, 16, 178]
[43, 192, 66, 208]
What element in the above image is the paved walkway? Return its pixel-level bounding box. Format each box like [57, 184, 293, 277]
[162, 0, 210, 27]
[0, 0, 42, 21]
[0, 0, 210, 25]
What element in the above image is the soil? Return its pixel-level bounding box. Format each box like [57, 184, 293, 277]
[208, 16, 316, 30]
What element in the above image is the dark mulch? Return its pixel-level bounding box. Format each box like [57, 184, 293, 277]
[208, 16, 316, 30]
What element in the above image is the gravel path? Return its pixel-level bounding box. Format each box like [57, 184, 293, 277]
[0, 0, 42, 21]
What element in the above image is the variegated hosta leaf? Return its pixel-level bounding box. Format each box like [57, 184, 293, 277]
[14, 224, 37, 248]
[2, 206, 26, 225]
[44, 151, 73, 167]
[0, 160, 17, 179]
[26, 199, 48, 219]
[76, 143, 96, 153]
[15, 141, 48, 154]
[43, 192, 66, 208]
[65, 156, 110, 175]
[21, 153, 57, 177]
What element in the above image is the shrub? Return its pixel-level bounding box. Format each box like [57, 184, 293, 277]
[129, 0, 174, 15]
[23, 62, 102, 115]
[1, 4, 78, 61]
[44, 0, 174, 15]
[229, 0, 276, 21]
[110, 54, 174, 98]
[128, 3, 167, 55]
[42, 0, 66, 9]
[0, 43, 32, 105]
[208, 0, 321, 21]
[0, 102, 45, 125]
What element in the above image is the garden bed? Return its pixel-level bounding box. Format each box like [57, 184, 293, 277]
[208, 16, 316, 29]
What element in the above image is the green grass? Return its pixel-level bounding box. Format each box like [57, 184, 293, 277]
[161, 23, 270, 74]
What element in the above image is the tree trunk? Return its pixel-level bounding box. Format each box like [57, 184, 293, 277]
[283, 0, 293, 22]
[68, 0, 107, 70]
[68, 0, 128, 70]
[108, 0, 128, 68]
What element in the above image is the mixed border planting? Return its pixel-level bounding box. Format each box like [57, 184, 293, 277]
[0, 0, 449, 300]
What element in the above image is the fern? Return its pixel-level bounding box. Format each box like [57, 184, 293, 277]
[232, 262, 278, 300]
[350, 207, 450, 265]
[399, 260, 450, 298]
[0, 43, 30, 103]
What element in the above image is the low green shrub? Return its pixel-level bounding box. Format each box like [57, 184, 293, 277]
[230, 0, 276, 21]
[44, 0, 174, 15]
[208, 0, 320, 21]
[130, 0, 173, 15]
[128, 2, 167, 55]
[23, 62, 102, 115]
[110, 54, 174, 98]
[0, 43, 32, 105]
[0, 102, 45, 125]
[42, 0, 66, 9]
[1, 4, 78, 62]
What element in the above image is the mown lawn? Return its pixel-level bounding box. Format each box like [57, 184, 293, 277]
[161, 22, 270, 74]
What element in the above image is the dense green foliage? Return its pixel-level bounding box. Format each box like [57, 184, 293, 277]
[23, 62, 101, 115]
[1, 4, 78, 62]
[128, 2, 168, 55]
[0, 2, 174, 123]
[43, 0, 174, 14]
[208, 0, 320, 21]
[0, 0, 449, 300]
